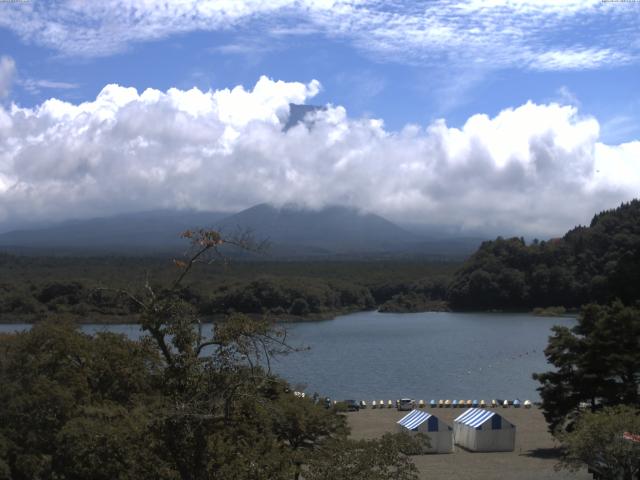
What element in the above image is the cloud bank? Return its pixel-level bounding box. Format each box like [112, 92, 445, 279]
[0, 76, 638, 237]
[0, 56, 15, 98]
[0, 0, 637, 71]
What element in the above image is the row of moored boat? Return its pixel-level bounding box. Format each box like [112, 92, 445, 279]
[363, 399, 532, 409]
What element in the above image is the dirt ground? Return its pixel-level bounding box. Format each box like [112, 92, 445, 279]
[345, 406, 592, 480]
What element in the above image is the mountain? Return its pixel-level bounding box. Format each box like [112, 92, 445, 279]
[214, 203, 419, 256]
[0, 204, 483, 258]
[283, 104, 325, 131]
[0, 210, 228, 254]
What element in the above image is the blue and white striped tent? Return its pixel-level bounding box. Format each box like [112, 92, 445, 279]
[397, 409, 453, 453]
[453, 408, 515, 452]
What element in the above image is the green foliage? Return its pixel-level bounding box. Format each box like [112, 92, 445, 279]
[54, 406, 168, 480]
[304, 432, 425, 480]
[0, 313, 353, 480]
[448, 200, 640, 310]
[0, 230, 418, 480]
[0, 254, 458, 322]
[0, 433, 10, 480]
[533, 302, 640, 432]
[206, 277, 375, 317]
[271, 395, 348, 479]
[0, 321, 162, 480]
[558, 405, 640, 480]
[376, 277, 450, 313]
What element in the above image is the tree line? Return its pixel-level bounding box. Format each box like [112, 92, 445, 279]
[0, 255, 458, 322]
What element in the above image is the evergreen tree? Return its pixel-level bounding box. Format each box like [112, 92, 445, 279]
[533, 302, 640, 432]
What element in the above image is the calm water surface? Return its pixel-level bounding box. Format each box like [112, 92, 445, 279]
[1, 311, 575, 401]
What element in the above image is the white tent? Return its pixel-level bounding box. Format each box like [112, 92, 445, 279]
[396, 409, 454, 453]
[453, 408, 515, 452]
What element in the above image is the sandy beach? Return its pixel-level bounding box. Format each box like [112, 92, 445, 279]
[346, 406, 591, 480]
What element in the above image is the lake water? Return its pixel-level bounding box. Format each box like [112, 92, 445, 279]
[0, 311, 576, 401]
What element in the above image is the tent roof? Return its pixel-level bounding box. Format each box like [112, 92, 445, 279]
[454, 408, 497, 428]
[397, 409, 432, 430]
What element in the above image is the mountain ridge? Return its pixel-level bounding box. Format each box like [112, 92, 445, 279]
[0, 204, 483, 259]
[214, 203, 418, 254]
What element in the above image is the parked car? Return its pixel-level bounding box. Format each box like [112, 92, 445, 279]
[397, 398, 415, 411]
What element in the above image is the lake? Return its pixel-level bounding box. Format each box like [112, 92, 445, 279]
[0, 311, 575, 401]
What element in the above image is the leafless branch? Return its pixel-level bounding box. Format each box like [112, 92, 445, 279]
[195, 339, 223, 357]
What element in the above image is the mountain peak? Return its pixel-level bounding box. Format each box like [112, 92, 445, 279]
[283, 104, 326, 131]
[0, 204, 482, 259]
[215, 203, 415, 255]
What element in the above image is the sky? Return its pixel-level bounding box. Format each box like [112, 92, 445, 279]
[0, 0, 639, 237]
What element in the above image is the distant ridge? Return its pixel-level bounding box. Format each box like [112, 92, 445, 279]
[214, 203, 418, 256]
[0, 204, 483, 258]
[0, 210, 228, 253]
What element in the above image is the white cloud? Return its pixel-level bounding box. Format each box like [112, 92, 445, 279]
[21, 78, 79, 94]
[0, 76, 638, 236]
[528, 48, 633, 71]
[592, 141, 640, 192]
[555, 86, 580, 107]
[459, 0, 600, 15]
[0, 55, 79, 97]
[0, 1, 636, 72]
[0, 56, 16, 98]
[212, 43, 272, 55]
[0, 0, 302, 57]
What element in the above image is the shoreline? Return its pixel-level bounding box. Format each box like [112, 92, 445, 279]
[0, 305, 578, 325]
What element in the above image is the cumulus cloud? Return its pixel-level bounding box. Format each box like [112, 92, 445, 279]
[0, 76, 638, 236]
[0, 1, 636, 72]
[0, 56, 16, 98]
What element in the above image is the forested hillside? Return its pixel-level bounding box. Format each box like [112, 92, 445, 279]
[448, 200, 640, 310]
[0, 255, 458, 323]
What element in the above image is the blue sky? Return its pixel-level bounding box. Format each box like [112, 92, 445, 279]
[0, 0, 639, 236]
